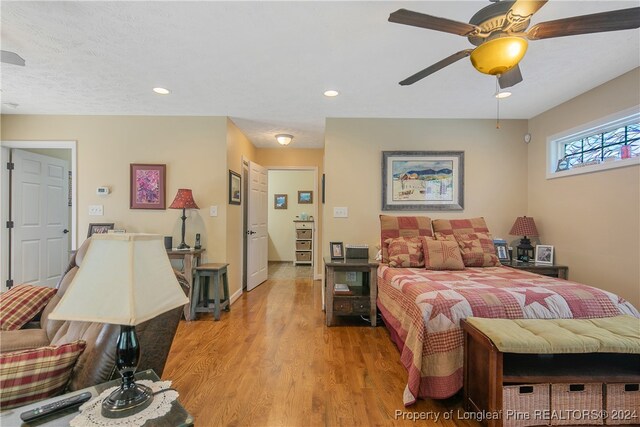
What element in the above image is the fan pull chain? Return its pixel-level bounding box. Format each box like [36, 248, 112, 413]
[495, 76, 500, 129]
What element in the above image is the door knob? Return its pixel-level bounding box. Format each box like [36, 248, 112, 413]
[247, 230, 257, 235]
[63, 229, 69, 234]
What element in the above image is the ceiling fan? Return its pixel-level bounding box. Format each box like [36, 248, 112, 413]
[1, 50, 25, 67]
[389, 0, 640, 89]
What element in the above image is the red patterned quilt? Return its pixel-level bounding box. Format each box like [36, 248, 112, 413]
[376, 265, 640, 405]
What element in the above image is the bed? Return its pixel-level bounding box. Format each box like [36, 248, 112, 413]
[375, 215, 640, 406]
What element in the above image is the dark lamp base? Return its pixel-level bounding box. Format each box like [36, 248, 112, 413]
[176, 242, 190, 249]
[101, 382, 154, 418]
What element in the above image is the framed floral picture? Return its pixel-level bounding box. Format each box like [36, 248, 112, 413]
[382, 151, 464, 211]
[87, 223, 114, 238]
[130, 164, 166, 209]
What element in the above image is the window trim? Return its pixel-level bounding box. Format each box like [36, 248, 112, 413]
[546, 106, 640, 180]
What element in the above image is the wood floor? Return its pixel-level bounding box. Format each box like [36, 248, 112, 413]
[163, 263, 480, 427]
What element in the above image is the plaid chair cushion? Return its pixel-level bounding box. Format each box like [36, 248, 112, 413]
[380, 215, 433, 263]
[432, 217, 490, 236]
[0, 284, 57, 331]
[422, 238, 465, 271]
[0, 340, 86, 409]
[386, 237, 426, 268]
[455, 232, 501, 267]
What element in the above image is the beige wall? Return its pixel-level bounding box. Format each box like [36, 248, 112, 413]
[267, 170, 316, 261]
[256, 148, 324, 275]
[323, 118, 529, 259]
[1, 114, 230, 283]
[226, 119, 256, 296]
[527, 68, 640, 307]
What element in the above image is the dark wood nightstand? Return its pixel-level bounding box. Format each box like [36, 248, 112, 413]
[502, 260, 568, 279]
[324, 257, 378, 326]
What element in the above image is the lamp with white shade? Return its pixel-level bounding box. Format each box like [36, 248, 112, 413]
[48, 233, 189, 418]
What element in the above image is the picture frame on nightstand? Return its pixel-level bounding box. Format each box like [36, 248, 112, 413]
[494, 241, 510, 262]
[330, 242, 344, 260]
[535, 245, 554, 265]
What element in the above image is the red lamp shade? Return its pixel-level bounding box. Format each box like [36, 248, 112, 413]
[509, 216, 539, 237]
[169, 189, 199, 210]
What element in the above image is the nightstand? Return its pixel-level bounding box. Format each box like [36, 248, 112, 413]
[324, 257, 378, 326]
[502, 260, 568, 279]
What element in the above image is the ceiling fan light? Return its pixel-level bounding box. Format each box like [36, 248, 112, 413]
[275, 134, 293, 146]
[470, 36, 528, 75]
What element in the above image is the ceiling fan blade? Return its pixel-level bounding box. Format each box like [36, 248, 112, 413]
[389, 9, 480, 36]
[1, 50, 25, 66]
[399, 50, 473, 86]
[503, 0, 548, 30]
[498, 65, 523, 89]
[526, 7, 640, 40]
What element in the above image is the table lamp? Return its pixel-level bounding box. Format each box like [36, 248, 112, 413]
[48, 234, 189, 418]
[169, 188, 200, 249]
[509, 216, 539, 262]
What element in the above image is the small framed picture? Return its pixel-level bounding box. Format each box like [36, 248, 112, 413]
[330, 241, 344, 260]
[274, 194, 288, 209]
[130, 164, 166, 209]
[229, 170, 241, 205]
[88, 223, 114, 238]
[494, 241, 510, 262]
[298, 191, 313, 204]
[535, 245, 554, 265]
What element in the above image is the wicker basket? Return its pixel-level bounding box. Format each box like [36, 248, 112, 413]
[604, 383, 640, 425]
[550, 383, 603, 425]
[503, 384, 550, 427]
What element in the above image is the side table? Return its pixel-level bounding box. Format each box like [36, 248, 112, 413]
[167, 248, 205, 319]
[324, 257, 379, 326]
[502, 260, 568, 279]
[0, 369, 193, 426]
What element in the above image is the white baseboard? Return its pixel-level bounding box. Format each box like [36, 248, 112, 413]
[230, 288, 243, 305]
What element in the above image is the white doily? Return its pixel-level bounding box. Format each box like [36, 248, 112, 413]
[70, 380, 179, 427]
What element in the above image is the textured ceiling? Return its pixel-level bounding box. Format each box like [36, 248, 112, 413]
[1, 1, 639, 148]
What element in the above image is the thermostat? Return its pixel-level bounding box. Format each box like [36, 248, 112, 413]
[96, 187, 110, 196]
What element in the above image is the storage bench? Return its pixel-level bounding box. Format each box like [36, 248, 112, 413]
[462, 316, 640, 427]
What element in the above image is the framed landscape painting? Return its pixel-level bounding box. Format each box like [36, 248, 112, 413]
[130, 164, 166, 209]
[382, 151, 464, 211]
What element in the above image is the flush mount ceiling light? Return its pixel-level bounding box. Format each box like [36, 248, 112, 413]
[152, 87, 171, 95]
[323, 90, 339, 97]
[494, 91, 512, 99]
[275, 134, 293, 146]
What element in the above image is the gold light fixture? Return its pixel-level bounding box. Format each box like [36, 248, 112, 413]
[470, 36, 528, 75]
[275, 134, 293, 146]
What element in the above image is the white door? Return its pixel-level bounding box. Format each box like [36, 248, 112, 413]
[246, 161, 268, 291]
[11, 149, 69, 288]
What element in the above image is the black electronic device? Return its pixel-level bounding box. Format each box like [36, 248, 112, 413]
[20, 391, 93, 423]
[194, 233, 201, 249]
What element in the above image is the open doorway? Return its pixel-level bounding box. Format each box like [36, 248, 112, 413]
[0, 140, 77, 291]
[266, 168, 317, 280]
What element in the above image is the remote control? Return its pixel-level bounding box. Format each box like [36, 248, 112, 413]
[19, 391, 93, 423]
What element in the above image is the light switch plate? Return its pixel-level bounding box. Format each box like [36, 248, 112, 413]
[333, 207, 348, 218]
[209, 206, 218, 217]
[88, 205, 103, 216]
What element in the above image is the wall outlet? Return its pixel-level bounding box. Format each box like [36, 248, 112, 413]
[333, 207, 348, 218]
[88, 205, 103, 216]
[209, 206, 218, 217]
[346, 272, 357, 282]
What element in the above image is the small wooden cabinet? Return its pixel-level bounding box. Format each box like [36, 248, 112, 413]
[324, 257, 378, 326]
[294, 220, 314, 266]
[502, 260, 568, 279]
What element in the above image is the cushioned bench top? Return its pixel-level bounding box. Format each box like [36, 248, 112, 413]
[465, 315, 640, 354]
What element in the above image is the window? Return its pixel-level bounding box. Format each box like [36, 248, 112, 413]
[547, 108, 640, 179]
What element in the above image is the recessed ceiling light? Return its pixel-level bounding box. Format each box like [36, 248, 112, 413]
[324, 90, 339, 97]
[153, 87, 171, 95]
[494, 91, 512, 99]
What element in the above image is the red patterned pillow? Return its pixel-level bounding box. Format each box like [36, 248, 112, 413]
[380, 215, 433, 263]
[432, 217, 490, 237]
[385, 237, 425, 268]
[0, 340, 86, 409]
[422, 238, 465, 270]
[455, 233, 501, 267]
[0, 284, 57, 331]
